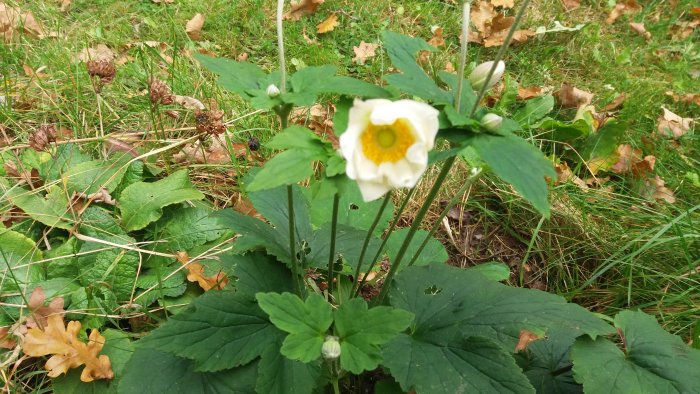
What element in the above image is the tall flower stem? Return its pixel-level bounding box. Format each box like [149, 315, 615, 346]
[351, 193, 391, 295]
[276, 0, 286, 92]
[354, 188, 415, 298]
[374, 158, 455, 305]
[406, 168, 483, 267]
[327, 193, 340, 296]
[454, 0, 472, 111]
[287, 186, 302, 296]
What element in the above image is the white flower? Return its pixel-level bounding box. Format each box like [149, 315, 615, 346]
[266, 84, 280, 97]
[469, 61, 505, 91]
[339, 99, 439, 201]
[481, 113, 503, 131]
[321, 336, 341, 360]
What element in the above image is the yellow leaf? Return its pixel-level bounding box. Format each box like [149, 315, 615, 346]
[22, 315, 113, 382]
[316, 13, 338, 34]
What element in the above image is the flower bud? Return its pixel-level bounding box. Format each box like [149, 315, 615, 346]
[469, 61, 505, 91]
[266, 84, 280, 97]
[481, 113, 503, 131]
[321, 336, 341, 360]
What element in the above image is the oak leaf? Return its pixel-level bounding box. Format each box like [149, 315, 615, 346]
[285, 0, 324, 21]
[186, 13, 205, 40]
[176, 251, 228, 291]
[22, 315, 113, 382]
[657, 107, 693, 139]
[665, 91, 700, 106]
[602, 93, 626, 111]
[639, 176, 675, 204]
[0, 3, 46, 41]
[517, 85, 543, 100]
[316, 13, 338, 34]
[428, 26, 445, 47]
[606, 0, 642, 24]
[26, 287, 65, 330]
[352, 41, 379, 65]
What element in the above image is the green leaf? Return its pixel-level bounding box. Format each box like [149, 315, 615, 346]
[385, 228, 448, 269]
[247, 149, 325, 192]
[266, 125, 330, 152]
[517, 331, 582, 394]
[233, 252, 295, 297]
[383, 334, 535, 394]
[139, 291, 281, 372]
[63, 155, 131, 194]
[471, 133, 555, 217]
[38, 143, 91, 183]
[2, 184, 75, 229]
[76, 234, 139, 301]
[334, 298, 413, 374]
[119, 348, 257, 394]
[332, 97, 352, 137]
[571, 310, 700, 394]
[256, 293, 332, 363]
[438, 71, 477, 114]
[389, 265, 614, 349]
[537, 118, 590, 142]
[464, 262, 511, 282]
[194, 54, 267, 97]
[290, 65, 337, 96]
[315, 76, 391, 98]
[120, 169, 204, 231]
[256, 344, 322, 394]
[382, 31, 452, 103]
[45, 237, 79, 279]
[308, 223, 382, 270]
[152, 201, 227, 251]
[513, 95, 554, 126]
[113, 160, 144, 198]
[580, 119, 626, 162]
[0, 229, 44, 286]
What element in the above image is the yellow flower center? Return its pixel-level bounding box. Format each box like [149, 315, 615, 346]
[361, 119, 415, 165]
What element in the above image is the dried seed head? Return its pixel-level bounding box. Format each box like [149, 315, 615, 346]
[148, 78, 174, 105]
[195, 109, 226, 135]
[86, 60, 116, 84]
[28, 124, 57, 151]
[247, 136, 260, 151]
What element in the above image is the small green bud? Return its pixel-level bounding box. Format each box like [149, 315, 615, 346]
[266, 84, 280, 97]
[481, 113, 503, 131]
[321, 336, 341, 360]
[469, 61, 505, 91]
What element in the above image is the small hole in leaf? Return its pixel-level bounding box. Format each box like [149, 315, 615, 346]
[424, 285, 442, 295]
[349, 203, 359, 210]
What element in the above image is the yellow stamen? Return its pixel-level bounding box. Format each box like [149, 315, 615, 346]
[361, 119, 415, 165]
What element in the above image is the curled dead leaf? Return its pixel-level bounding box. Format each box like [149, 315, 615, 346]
[553, 162, 589, 190]
[517, 86, 543, 100]
[285, 0, 324, 21]
[602, 93, 626, 112]
[76, 44, 115, 63]
[665, 91, 700, 106]
[606, 0, 642, 24]
[657, 107, 693, 140]
[555, 83, 594, 108]
[515, 330, 541, 352]
[316, 13, 338, 34]
[0, 3, 46, 41]
[22, 315, 113, 382]
[176, 251, 228, 291]
[185, 13, 205, 40]
[629, 22, 651, 40]
[172, 94, 205, 110]
[428, 26, 445, 47]
[639, 175, 675, 204]
[352, 41, 378, 65]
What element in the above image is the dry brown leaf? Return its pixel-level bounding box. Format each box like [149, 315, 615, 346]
[553, 162, 589, 190]
[174, 136, 250, 164]
[491, 0, 514, 8]
[0, 326, 16, 349]
[560, 0, 580, 10]
[555, 83, 594, 108]
[290, 103, 338, 148]
[172, 94, 205, 110]
[471, 1, 496, 35]
[482, 14, 535, 47]
[517, 86, 543, 100]
[176, 251, 228, 291]
[606, 0, 642, 24]
[302, 26, 318, 44]
[232, 193, 260, 218]
[444, 61, 455, 73]
[665, 91, 700, 106]
[76, 44, 115, 63]
[316, 13, 338, 34]
[639, 175, 676, 204]
[23, 64, 47, 78]
[515, 330, 541, 352]
[1, 3, 47, 41]
[602, 93, 626, 111]
[25, 287, 65, 330]
[629, 22, 651, 40]
[609, 144, 656, 177]
[186, 13, 205, 41]
[352, 41, 379, 65]
[236, 52, 249, 61]
[285, 0, 324, 21]
[22, 315, 113, 382]
[657, 107, 693, 139]
[59, 0, 71, 12]
[152, 0, 174, 3]
[428, 26, 445, 47]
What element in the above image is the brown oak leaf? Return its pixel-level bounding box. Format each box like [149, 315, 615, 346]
[285, 0, 324, 21]
[316, 13, 339, 34]
[606, 0, 642, 24]
[555, 83, 594, 108]
[352, 41, 379, 65]
[186, 13, 205, 41]
[657, 107, 693, 140]
[176, 251, 229, 291]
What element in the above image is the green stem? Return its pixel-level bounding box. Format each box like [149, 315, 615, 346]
[350, 193, 391, 295]
[327, 193, 340, 296]
[332, 377, 340, 394]
[353, 188, 415, 298]
[374, 158, 456, 305]
[276, 0, 286, 92]
[407, 168, 483, 267]
[454, 1, 472, 111]
[287, 185, 302, 296]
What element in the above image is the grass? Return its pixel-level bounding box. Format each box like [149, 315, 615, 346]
[0, 0, 698, 387]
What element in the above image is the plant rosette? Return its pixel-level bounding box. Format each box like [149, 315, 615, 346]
[339, 99, 440, 201]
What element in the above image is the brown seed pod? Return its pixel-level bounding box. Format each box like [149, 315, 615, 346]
[195, 109, 226, 135]
[28, 124, 57, 151]
[86, 60, 116, 84]
[148, 78, 174, 105]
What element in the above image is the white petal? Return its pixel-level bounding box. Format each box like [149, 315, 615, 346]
[357, 180, 392, 201]
[405, 143, 428, 165]
[369, 100, 439, 148]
